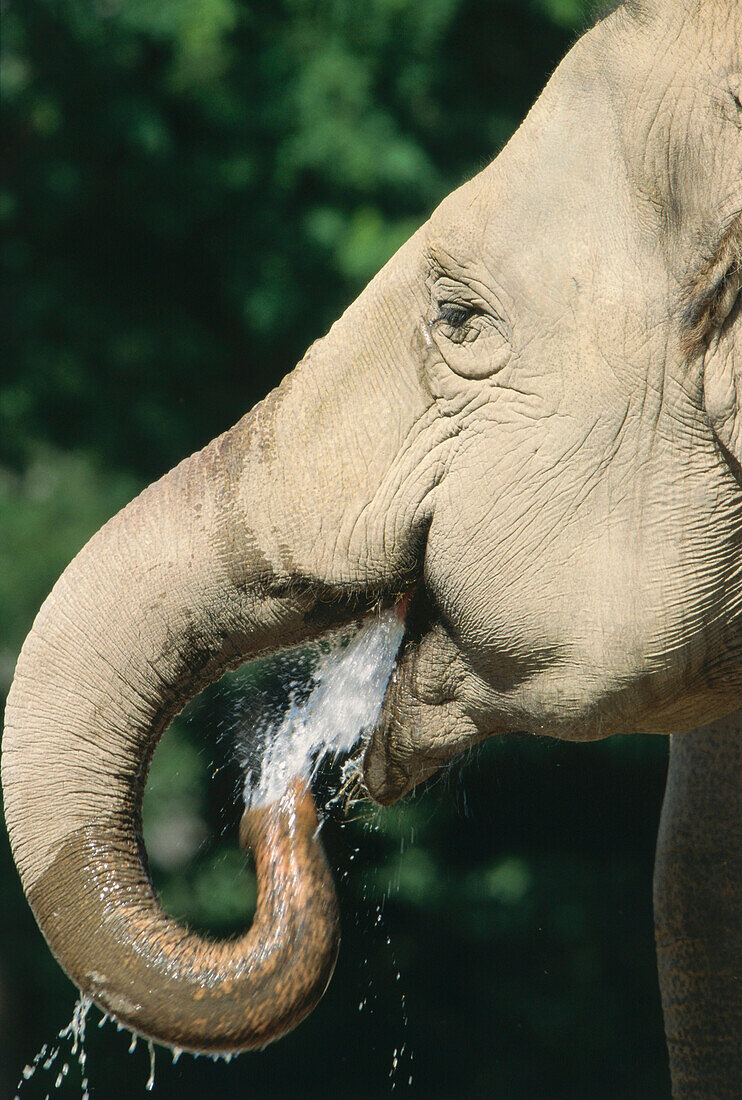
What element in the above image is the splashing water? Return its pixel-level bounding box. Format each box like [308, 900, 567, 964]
[239, 608, 405, 807]
[234, 607, 414, 1086]
[15, 994, 93, 1100]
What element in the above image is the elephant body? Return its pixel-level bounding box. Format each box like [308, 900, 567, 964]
[3, 0, 741, 1095]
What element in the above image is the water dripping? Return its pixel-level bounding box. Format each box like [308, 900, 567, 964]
[145, 1041, 156, 1091]
[390, 1045, 400, 1086]
[54, 1062, 70, 1089]
[361, 849, 414, 1092]
[62, 995, 92, 1100]
[15, 994, 93, 1099]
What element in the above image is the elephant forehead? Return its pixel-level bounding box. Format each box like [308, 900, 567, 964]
[612, 8, 742, 234]
[427, 5, 740, 326]
[423, 66, 668, 368]
[428, 78, 626, 258]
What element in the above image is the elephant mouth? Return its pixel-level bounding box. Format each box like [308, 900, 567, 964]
[362, 586, 483, 805]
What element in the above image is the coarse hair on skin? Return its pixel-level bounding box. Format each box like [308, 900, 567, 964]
[683, 216, 742, 354]
[587, 0, 644, 27]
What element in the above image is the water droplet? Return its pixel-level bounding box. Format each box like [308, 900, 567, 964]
[145, 1040, 156, 1091]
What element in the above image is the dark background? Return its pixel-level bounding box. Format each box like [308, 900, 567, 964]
[1, 1, 671, 1096]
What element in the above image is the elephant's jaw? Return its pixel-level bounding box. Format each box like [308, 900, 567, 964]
[364, 604, 742, 806]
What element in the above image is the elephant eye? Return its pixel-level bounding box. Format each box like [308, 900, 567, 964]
[426, 297, 512, 377]
[437, 301, 477, 330]
[433, 300, 487, 345]
[426, 272, 512, 377]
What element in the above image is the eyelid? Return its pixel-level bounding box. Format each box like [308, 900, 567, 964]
[434, 277, 489, 311]
[433, 298, 509, 344]
[431, 273, 511, 331]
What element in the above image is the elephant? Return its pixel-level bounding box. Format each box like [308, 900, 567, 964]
[3, 0, 741, 1095]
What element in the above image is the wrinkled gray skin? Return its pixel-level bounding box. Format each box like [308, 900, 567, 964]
[3, 0, 741, 1094]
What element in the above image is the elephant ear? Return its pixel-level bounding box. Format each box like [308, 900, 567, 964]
[693, 220, 742, 467]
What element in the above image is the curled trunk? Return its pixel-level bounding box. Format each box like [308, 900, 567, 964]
[2, 413, 344, 1051]
[30, 779, 338, 1051]
[2, 237, 429, 1051]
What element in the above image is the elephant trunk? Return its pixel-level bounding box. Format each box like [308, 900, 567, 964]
[27, 777, 338, 1052]
[3, 236, 430, 1051]
[1, 358, 409, 1050]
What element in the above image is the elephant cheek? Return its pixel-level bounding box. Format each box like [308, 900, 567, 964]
[363, 627, 481, 805]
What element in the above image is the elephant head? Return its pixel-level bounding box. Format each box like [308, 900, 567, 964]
[3, 0, 741, 1084]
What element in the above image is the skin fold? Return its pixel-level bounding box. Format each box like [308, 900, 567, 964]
[2, 0, 740, 1094]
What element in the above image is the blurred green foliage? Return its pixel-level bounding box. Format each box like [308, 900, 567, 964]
[1, 0, 672, 1096]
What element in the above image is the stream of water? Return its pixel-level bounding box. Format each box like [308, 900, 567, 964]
[238, 608, 405, 807]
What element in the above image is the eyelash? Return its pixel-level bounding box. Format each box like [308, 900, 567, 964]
[436, 301, 477, 329]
